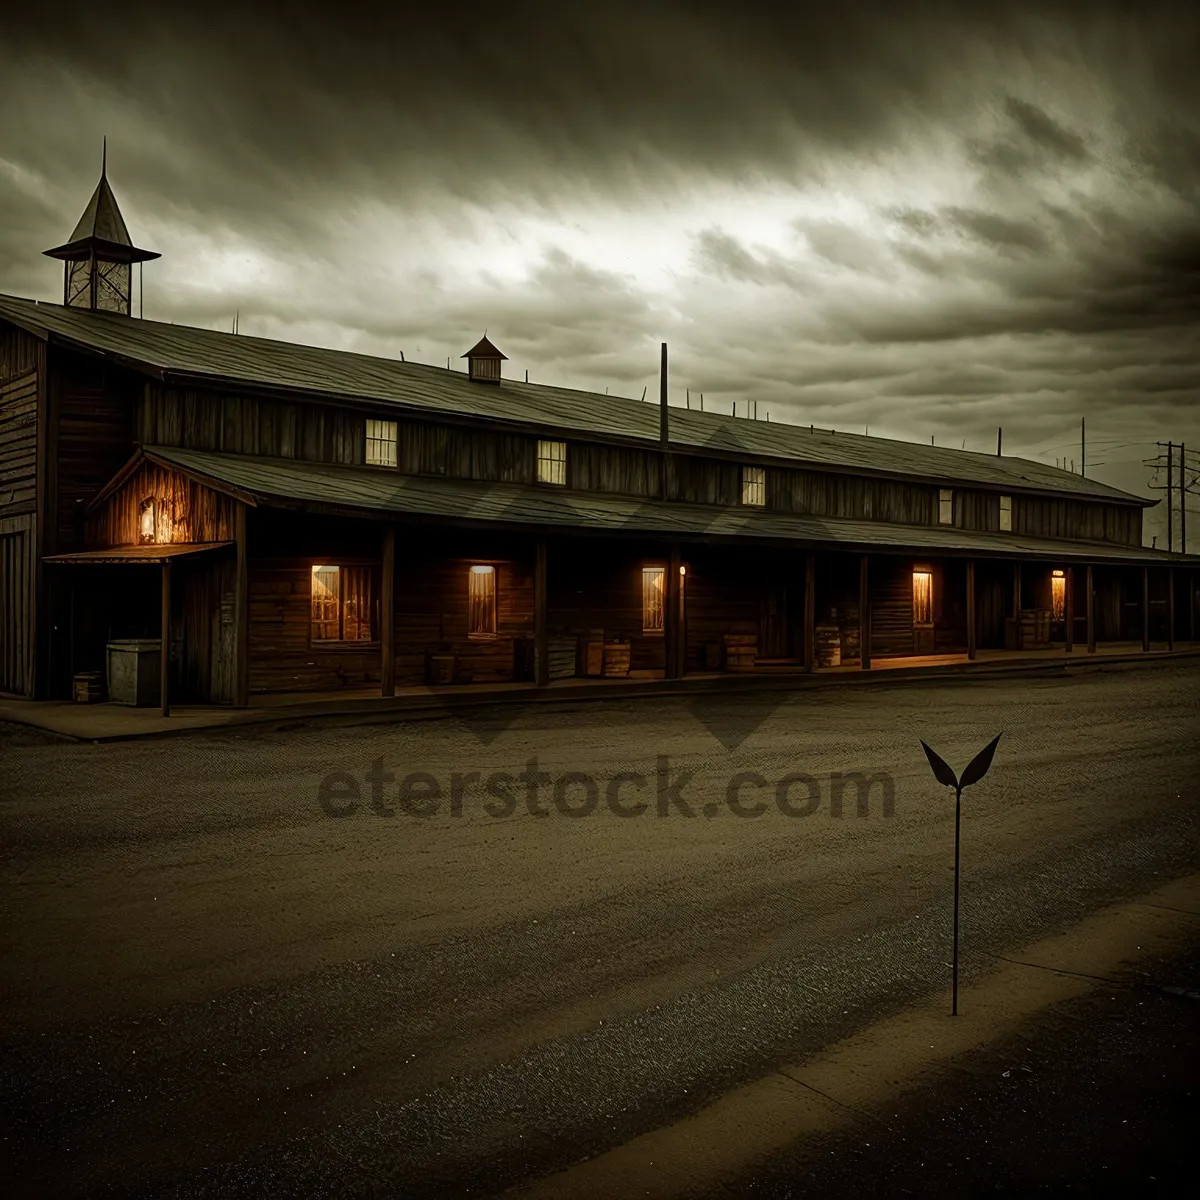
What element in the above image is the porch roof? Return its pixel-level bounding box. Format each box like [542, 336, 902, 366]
[44, 541, 234, 564]
[140, 446, 1198, 567]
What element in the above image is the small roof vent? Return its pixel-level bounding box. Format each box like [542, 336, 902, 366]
[462, 334, 507, 384]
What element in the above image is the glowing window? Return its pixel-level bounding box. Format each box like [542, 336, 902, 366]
[139, 497, 156, 544]
[912, 570, 933, 624]
[365, 419, 398, 467]
[642, 566, 665, 632]
[468, 565, 497, 637]
[311, 565, 373, 642]
[537, 440, 567, 485]
[938, 489, 953, 524]
[1051, 569, 1066, 620]
[999, 495, 1012, 532]
[741, 465, 766, 507]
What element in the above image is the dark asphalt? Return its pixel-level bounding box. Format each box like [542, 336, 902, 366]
[713, 943, 1200, 1198]
[2, 660, 1198, 1197]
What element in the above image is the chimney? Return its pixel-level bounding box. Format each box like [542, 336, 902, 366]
[461, 334, 507, 384]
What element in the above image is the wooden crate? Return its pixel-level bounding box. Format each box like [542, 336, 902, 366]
[583, 628, 605, 676]
[724, 632, 757, 672]
[603, 641, 631, 677]
[815, 625, 841, 668]
[548, 636, 577, 680]
[73, 672, 104, 703]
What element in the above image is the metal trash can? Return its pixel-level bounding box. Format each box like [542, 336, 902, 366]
[106, 639, 162, 706]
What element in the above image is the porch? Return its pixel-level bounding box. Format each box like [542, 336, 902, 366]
[5, 639, 1198, 743]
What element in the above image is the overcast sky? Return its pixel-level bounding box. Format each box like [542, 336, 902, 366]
[2, 0, 1197, 544]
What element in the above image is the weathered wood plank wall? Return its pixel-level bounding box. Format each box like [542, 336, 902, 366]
[86, 464, 239, 547]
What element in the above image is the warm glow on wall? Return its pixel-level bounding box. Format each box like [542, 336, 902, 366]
[912, 570, 932, 624]
[1051, 570, 1066, 620]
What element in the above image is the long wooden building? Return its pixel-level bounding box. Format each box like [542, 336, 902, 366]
[2, 162, 1198, 709]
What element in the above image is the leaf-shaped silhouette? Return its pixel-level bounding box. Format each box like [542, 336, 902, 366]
[959, 732, 1002, 789]
[920, 740, 959, 789]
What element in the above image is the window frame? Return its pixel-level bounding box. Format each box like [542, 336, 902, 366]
[912, 569, 933, 626]
[536, 439, 567, 486]
[999, 494, 1012, 532]
[309, 563, 379, 648]
[741, 465, 766, 507]
[467, 564, 498, 639]
[641, 565, 665, 635]
[364, 418, 399, 468]
[938, 488, 954, 525]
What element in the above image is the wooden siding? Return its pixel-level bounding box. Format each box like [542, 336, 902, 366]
[53, 357, 138, 551]
[0, 514, 35, 695]
[869, 558, 915, 658]
[134, 381, 1146, 548]
[0, 370, 37, 518]
[86, 463, 239, 548]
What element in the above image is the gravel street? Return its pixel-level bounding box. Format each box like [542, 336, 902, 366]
[3, 660, 1199, 1196]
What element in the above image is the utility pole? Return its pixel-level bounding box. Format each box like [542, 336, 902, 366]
[1181, 442, 1187, 555]
[1081, 416, 1085, 477]
[997, 426, 1002, 456]
[1168, 441, 1174, 553]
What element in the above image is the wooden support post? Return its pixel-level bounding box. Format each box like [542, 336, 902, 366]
[665, 543, 682, 679]
[1167, 567, 1175, 652]
[1086, 564, 1095, 653]
[804, 553, 816, 672]
[858, 555, 871, 669]
[535, 537, 549, 687]
[966, 559, 976, 660]
[1064, 567, 1074, 653]
[160, 561, 171, 718]
[381, 526, 395, 696]
[1142, 566, 1150, 651]
[1192, 570, 1197, 643]
[234, 502, 249, 707]
[1013, 562, 1022, 618]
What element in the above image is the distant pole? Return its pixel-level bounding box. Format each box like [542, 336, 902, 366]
[700, 393, 704, 411]
[932, 435, 935, 445]
[733, 401, 737, 417]
[1071, 458, 1075, 473]
[1081, 416, 1086, 477]
[640, 385, 647, 401]
[139, 261, 143, 319]
[1176, 444, 1185, 554]
[997, 426, 1002, 456]
[686, 388, 690, 409]
[1167, 441, 1174, 553]
[525, 368, 528, 382]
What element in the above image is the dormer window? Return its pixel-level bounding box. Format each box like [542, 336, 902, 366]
[999, 494, 1012, 532]
[462, 334, 507, 385]
[537, 439, 566, 485]
[365, 419, 397, 467]
[938, 489, 953, 525]
[138, 497, 156, 544]
[741, 465, 766, 507]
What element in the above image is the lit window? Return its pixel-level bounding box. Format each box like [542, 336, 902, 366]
[139, 498, 156, 544]
[365, 419, 398, 467]
[999, 495, 1012, 532]
[642, 566, 665, 632]
[468, 565, 497, 637]
[913, 570, 933, 624]
[938, 489, 953, 524]
[311, 565, 374, 642]
[741, 465, 766, 507]
[1051, 569, 1065, 621]
[537, 439, 567, 485]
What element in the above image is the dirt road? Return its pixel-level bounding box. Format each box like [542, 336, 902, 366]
[3, 659, 1198, 1195]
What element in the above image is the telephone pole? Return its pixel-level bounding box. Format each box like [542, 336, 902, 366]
[1167, 441, 1174, 553]
[1081, 416, 1085, 477]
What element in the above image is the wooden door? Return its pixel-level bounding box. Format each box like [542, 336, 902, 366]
[760, 584, 790, 658]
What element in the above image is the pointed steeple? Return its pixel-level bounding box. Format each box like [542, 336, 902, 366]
[42, 141, 160, 315]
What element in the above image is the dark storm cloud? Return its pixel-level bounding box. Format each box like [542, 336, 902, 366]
[2, 0, 1198, 535]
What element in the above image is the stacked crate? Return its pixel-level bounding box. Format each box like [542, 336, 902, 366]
[723, 633, 758, 672]
[603, 641, 631, 677]
[547, 636, 578, 680]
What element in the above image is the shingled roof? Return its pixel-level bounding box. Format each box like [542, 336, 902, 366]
[0, 292, 1150, 507]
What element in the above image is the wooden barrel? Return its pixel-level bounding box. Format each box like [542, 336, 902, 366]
[815, 625, 841, 668]
[840, 625, 860, 665]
